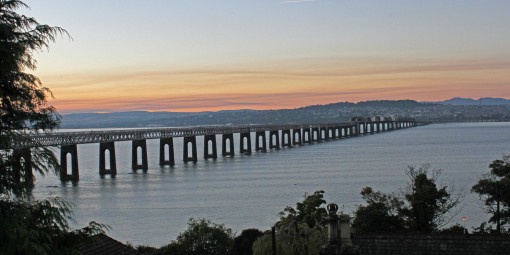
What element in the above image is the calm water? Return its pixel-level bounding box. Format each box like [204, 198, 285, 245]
[34, 122, 510, 247]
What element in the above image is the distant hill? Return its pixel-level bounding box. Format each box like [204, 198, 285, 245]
[59, 99, 510, 129]
[437, 97, 510, 106]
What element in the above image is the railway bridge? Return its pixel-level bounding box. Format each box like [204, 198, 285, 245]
[10, 117, 417, 182]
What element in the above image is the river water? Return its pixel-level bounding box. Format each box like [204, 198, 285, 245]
[33, 122, 510, 247]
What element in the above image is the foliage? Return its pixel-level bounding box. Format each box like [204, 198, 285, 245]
[0, 197, 107, 254]
[232, 228, 263, 255]
[253, 190, 329, 255]
[352, 187, 405, 233]
[0, 2, 108, 254]
[277, 190, 328, 229]
[1, 0, 68, 197]
[252, 224, 326, 255]
[158, 218, 235, 255]
[353, 165, 462, 233]
[472, 154, 510, 232]
[401, 165, 463, 232]
[438, 224, 468, 234]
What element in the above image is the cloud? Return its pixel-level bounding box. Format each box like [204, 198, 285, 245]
[42, 56, 510, 113]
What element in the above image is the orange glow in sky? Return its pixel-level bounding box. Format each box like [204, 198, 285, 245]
[24, 0, 510, 113]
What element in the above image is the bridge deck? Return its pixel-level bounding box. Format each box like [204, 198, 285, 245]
[13, 122, 361, 148]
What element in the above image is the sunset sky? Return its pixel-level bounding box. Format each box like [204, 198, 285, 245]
[23, 0, 510, 113]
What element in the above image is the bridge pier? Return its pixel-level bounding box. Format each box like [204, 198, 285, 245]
[269, 130, 280, 149]
[282, 129, 292, 147]
[61, 144, 79, 181]
[302, 128, 311, 144]
[328, 127, 336, 139]
[336, 127, 341, 138]
[160, 138, 175, 166]
[183, 136, 198, 163]
[320, 127, 328, 141]
[132, 139, 148, 171]
[255, 131, 267, 152]
[222, 133, 235, 157]
[312, 128, 320, 142]
[240, 132, 251, 155]
[12, 148, 32, 185]
[204, 135, 217, 159]
[293, 129, 302, 145]
[99, 142, 117, 176]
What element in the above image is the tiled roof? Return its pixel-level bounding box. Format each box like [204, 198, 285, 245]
[76, 234, 139, 255]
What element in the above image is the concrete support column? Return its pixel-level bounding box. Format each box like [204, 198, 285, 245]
[255, 131, 267, 152]
[222, 133, 235, 157]
[183, 136, 197, 163]
[203, 135, 217, 159]
[312, 128, 320, 142]
[293, 129, 302, 145]
[240, 132, 251, 154]
[282, 129, 292, 147]
[269, 130, 280, 149]
[302, 128, 311, 144]
[330, 127, 336, 139]
[160, 138, 175, 166]
[132, 139, 148, 170]
[61, 144, 79, 181]
[370, 122, 375, 134]
[320, 127, 329, 141]
[12, 148, 32, 185]
[99, 142, 117, 176]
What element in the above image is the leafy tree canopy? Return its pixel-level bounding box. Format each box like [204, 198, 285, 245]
[1, 2, 106, 254]
[277, 190, 328, 229]
[472, 154, 510, 233]
[352, 187, 405, 233]
[253, 190, 329, 255]
[1, 0, 68, 197]
[353, 165, 463, 233]
[232, 228, 263, 255]
[158, 218, 235, 255]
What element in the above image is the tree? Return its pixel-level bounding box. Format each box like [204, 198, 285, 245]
[252, 223, 326, 255]
[277, 190, 328, 229]
[1, 1, 105, 254]
[253, 190, 329, 255]
[401, 165, 462, 232]
[1, 0, 66, 196]
[159, 218, 235, 255]
[232, 228, 263, 255]
[352, 165, 462, 233]
[472, 155, 510, 233]
[352, 187, 405, 233]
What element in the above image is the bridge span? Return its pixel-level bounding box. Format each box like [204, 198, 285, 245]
[10, 118, 417, 182]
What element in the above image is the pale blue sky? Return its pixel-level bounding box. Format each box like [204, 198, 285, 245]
[21, 0, 510, 112]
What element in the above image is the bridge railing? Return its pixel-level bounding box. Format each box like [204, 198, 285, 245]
[7, 119, 416, 149]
